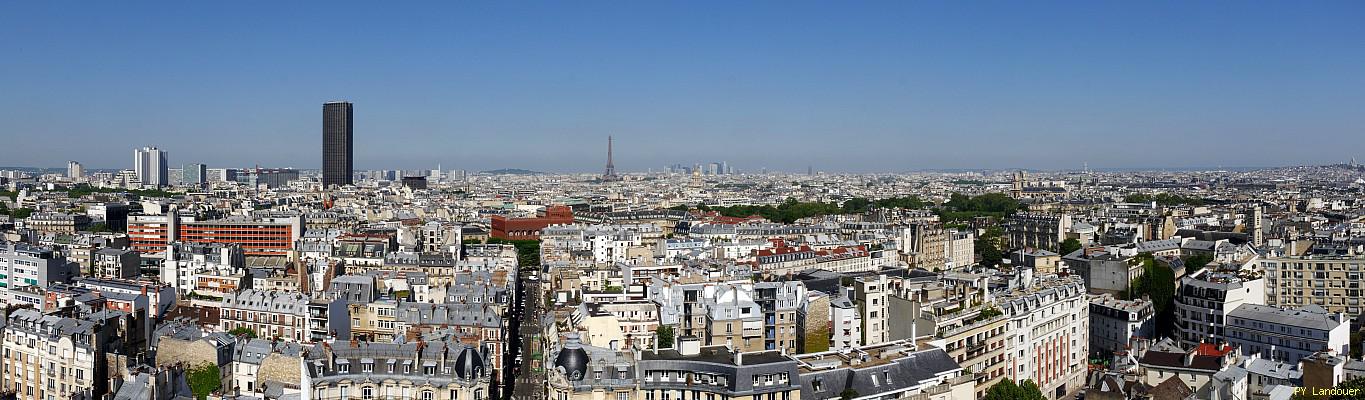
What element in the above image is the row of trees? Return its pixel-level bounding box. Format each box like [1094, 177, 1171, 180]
[938, 192, 1022, 222]
[1123, 192, 1205, 206]
[984, 379, 1047, 400]
[672, 198, 843, 224]
[675, 192, 1017, 225]
[838, 196, 929, 214]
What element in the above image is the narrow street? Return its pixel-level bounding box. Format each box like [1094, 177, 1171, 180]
[507, 268, 544, 400]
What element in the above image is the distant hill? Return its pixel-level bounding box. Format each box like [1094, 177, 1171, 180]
[479, 168, 544, 175]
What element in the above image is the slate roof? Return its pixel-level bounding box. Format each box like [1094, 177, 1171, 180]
[798, 348, 961, 400]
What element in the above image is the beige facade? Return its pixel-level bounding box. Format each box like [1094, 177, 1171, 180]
[853, 275, 890, 346]
[0, 309, 109, 400]
[1262, 255, 1365, 315]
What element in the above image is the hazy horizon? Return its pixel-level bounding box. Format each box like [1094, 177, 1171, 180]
[3, 2, 1363, 172]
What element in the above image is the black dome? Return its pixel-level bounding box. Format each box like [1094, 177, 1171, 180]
[454, 345, 485, 379]
[554, 334, 589, 381]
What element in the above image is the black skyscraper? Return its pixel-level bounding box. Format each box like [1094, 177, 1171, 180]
[323, 101, 353, 187]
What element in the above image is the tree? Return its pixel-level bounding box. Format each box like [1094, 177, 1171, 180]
[983, 379, 1045, 400]
[1059, 238, 1081, 256]
[87, 223, 112, 233]
[977, 241, 1002, 268]
[841, 198, 872, 214]
[1125, 253, 1178, 337]
[655, 326, 675, 349]
[187, 363, 221, 400]
[1185, 253, 1214, 271]
[228, 327, 257, 338]
[1354, 331, 1365, 359]
[9, 208, 33, 219]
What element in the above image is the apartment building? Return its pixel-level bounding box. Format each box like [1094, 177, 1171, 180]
[161, 242, 245, 296]
[853, 275, 891, 347]
[128, 212, 301, 256]
[0, 242, 77, 306]
[1088, 293, 1154, 354]
[637, 337, 802, 400]
[219, 289, 312, 342]
[899, 223, 948, 271]
[540, 223, 659, 265]
[649, 278, 807, 354]
[1225, 303, 1350, 364]
[574, 300, 660, 350]
[933, 306, 1011, 399]
[1004, 213, 1073, 252]
[1261, 252, 1365, 315]
[25, 212, 91, 234]
[126, 213, 184, 254]
[1174, 268, 1265, 348]
[0, 308, 116, 400]
[829, 293, 861, 351]
[946, 229, 975, 270]
[307, 340, 493, 400]
[997, 274, 1089, 400]
[92, 247, 139, 279]
[794, 342, 974, 400]
[754, 243, 873, 275]
[181, 214, 302, 256]
[545, 334, 637, 400]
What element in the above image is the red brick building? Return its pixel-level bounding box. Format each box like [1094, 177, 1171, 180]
[490, 205, 574, 240]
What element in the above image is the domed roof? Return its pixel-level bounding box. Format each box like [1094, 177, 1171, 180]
[554, 333, 589, 381]
[454, 345, 486, 379]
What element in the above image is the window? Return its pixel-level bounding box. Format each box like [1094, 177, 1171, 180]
[363, 387, 373, 400]
[422, 391, 434, 400]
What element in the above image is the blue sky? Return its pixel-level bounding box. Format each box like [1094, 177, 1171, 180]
[2, 1, 1362, 172]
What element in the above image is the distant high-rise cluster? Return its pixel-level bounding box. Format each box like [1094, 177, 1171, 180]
[666, 161, 733, 175]
[323, 101, 354, 187]
[133, 146, 168, 188]
[66, 161, 83, 179]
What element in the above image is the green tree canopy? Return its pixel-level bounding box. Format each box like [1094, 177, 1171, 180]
[976, 227, 1005, 268]
[1123, 192, 1204, 206]
[656, 326, 675, 349]
[484, 237, 542, 267]
[983, 379, 1046, 400]
[1125, 253, 1178, 337]
[188, 363, 221, 400]
[1185, 253, 1214, 270]
[228, 327, 257, 338]
[1059, 238, 1082, 256]
[9, 208, 34, 219]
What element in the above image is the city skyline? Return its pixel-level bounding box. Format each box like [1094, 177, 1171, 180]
[3, 2, 1364, 172]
